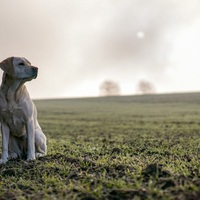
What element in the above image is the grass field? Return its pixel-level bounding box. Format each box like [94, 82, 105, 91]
[0, 93, 200, 199]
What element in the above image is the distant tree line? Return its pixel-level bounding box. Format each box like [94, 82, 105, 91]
[99, 80, 156, 96]
[136, 80, 156, 94]
[99, 80, 121, 96]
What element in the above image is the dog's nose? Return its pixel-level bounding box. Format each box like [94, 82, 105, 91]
[32, 67, 38, 72]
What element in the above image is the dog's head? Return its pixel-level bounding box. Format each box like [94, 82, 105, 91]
[0, 57, 38, 81]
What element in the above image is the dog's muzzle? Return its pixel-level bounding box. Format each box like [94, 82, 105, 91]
[32, 67, 38, 79]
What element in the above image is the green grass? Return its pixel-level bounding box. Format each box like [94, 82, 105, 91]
[0, 93, 200, 199]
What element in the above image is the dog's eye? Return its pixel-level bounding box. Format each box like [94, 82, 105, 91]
[18, 62, 25, 66]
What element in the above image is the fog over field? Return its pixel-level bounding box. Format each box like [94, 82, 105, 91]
[0, 0, 200, 98]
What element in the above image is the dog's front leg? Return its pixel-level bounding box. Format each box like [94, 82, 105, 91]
[0, 123, 10, 164]
[26, 119, 35, 161]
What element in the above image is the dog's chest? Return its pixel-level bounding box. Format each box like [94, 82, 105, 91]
[1, 107, 26, 136]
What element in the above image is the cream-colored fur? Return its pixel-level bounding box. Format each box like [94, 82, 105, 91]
[0, 57, 47, 164]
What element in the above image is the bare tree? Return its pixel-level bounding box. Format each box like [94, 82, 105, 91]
[137, 80, 156, 94]
[100, 80, 121, 96]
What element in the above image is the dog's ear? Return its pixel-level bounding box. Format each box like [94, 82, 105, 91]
[0, 57, 14, 76]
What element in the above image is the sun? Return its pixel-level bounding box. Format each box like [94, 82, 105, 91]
[136, 31, 145, 39]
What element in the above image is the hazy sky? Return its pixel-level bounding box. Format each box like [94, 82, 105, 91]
[0, 0, 200, 99]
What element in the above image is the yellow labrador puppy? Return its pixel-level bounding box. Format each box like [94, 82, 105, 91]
[0, 57, 47, 164]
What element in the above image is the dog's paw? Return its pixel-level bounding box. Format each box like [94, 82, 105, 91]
[35, 153, 45, 158]
[26, 156, 36, 162]
[8, 153, 18, 160]
[0, 159, 8, 164]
